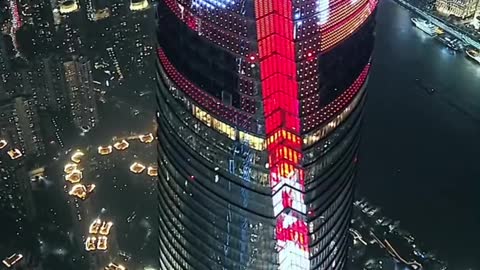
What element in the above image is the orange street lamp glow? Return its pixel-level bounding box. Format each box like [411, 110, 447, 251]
[69, 184, 87, 199]
[138, 133, 154, 143]
[147, 166, 158, 177]
[71, 150, 85, 163]
[69, 184, 95, 200]
[2, 253, 23, 268]
[65, 169, 83, 183]
[85, 236, 97, 251]
[129, 162, 146, 174]
[59, 0, 79, 14]
[98, 145, 113, 155]
[130, 0, 149, 11]
[86, 184, 96, 193]
[105, 262, 127, 270]
[7, 149, 22, 160]
[99, 221, 113, 236]
[64, 163, 77, 174]
[113, 140, 129, 150]
[97, 236, 108, 250]
[89, 219, 102, 234]
[0, 139, 7, 150]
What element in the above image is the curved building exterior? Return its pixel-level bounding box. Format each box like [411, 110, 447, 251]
[155, 0, 377, 269]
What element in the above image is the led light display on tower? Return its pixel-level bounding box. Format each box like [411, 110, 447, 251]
[155, 0, 377, 268]
[317, 0, 331, 26]
[192, 0, 235, 9]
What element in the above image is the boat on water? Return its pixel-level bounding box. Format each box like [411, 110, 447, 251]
[411, 17, 438, 36]
[466, 48, 480, 64]
[435, 34, 464, 51]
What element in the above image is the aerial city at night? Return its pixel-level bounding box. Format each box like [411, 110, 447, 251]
[0, 0, 479, 269]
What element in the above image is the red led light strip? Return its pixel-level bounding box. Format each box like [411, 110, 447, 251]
[254, 1, 310, 269]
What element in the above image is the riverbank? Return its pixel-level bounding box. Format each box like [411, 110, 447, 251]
[358, 0, 480, 268]
[393, 0, 480, 50]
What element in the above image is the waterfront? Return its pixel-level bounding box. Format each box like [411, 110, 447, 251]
[359, 0, 480, 268]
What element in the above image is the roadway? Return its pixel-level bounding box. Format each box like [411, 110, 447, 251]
[394, 0, 480, 49]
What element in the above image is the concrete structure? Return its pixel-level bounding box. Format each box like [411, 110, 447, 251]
[436, 0, 480, 19]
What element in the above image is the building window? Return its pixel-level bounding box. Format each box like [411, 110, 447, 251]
[191, 105, 265, 150]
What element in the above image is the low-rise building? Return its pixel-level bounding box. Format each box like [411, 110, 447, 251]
[436, 0, 480, 19]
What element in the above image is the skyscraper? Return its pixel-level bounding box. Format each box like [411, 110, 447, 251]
[38, 56, 69, 111]
[0, 35, 12, 100]
[0, 154, 35, 239]
[155, 0, 377, 269]
[0, 96, 45, 158]
[64, 56, 98, 132]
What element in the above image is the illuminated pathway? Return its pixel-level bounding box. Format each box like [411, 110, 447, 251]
[369, 231, 423, 270]
[0, 139, 24, 160]
[60, 131, 157, 268]
[349, 228, 368, 246]
[63, 132, 157, 201]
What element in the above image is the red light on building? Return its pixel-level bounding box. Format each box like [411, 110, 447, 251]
[306, 51, 316, 61]
[255, 0, 310, 267]
[155, 0, 377, 267]
[247, 53, 258, 63]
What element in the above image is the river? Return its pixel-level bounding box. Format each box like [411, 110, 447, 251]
[358, 0, 480, 268]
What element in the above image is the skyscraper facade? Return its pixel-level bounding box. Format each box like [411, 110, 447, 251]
[0, 96, 45, 158]
[0, 156, 35, 237]
[155, 0, 377, 269]
[64, 56, 98, 132]
[37, 56, 69, 111]
[0, 35, 13, 100]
